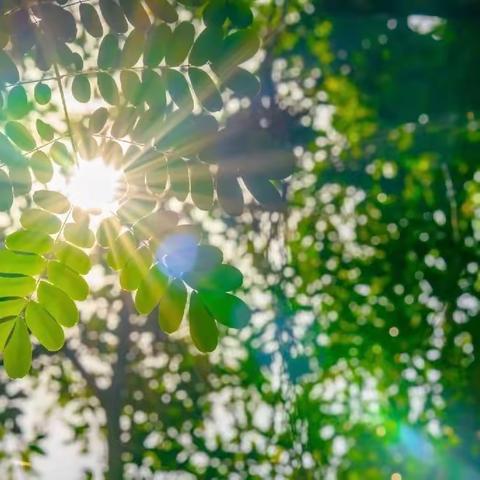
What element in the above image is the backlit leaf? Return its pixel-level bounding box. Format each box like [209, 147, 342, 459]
[47, 261, 89, 301]
[33, 190, 70, 214]
[25, 302, 64, 352]
[21, 208, 61, 234]
[4, 318, 31, 378]
[38, 281, 79, 328]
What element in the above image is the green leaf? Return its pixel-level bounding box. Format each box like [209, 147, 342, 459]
[99, 0, 128, 33]
[242, 175, 286, 212]
[30, 151, 53, 183]
[166, 21, 195, 66]
[117, 198, 157, 226]
[203, 0, 227, 27]
[168, 157, 190, 201]
[64, 223, 95, 249]
[132, 209, 179, 241]
[50, 141, 73, 167]
[0, 319, 15, 352]
[4, 318, 31, 378]
[135, 264, 169, 315]
[7, 86, 29, 119]
[144, 24, 170, 66]
[34, 82, 51, 105]
[33, 190, 70, 214]
[144, 0, 178, 23]
[0, 299, 27, 321]
[38, 281, 79, 328]
[5, 121, 36, 151]
[119, 0, 150, 29]
[111, 107, 137, 139]
[189, 27, 223, 66]
[5, 229, 54, 255]
[120, 246, 152, 291]
[35, 4, 77, 43]
[20, 208, 61, 234]
[47, 261, 89, 301]
[226, 0, 253, 28]
[106, 231, 136, 270]
[98, 72, 119, 105]
[189, 292, 218, 352]
[54, 241, 91, 275]
[8, 163, 31, 197]
[0, 170, 13, 211]
[188, 67, 223, 112]
[189, 161, 214, 210]
[25, 302, 64, 352]
[224, 67, 260, 98]
[98, 34, 119, 70]
[141, 70, 166, 111]
[96, 216, 122, 247]
[89, 107, 109, 133]
[80, 3, 103, 38]
[120, 71, 142, 106]
[199, 290, 251, 328]
[121, 29, 145, 68]
[216, 167, 244, 216]
[0, 275, 36, 297]
[214, 28, 260, 77]
[183, 264, 243, 291]
[158, 280, 187, 334]
[72, 74, 91, 103]
[0, 250, 46, 276]
[0, 51, 19, 85]
[36, 119, 55, 141]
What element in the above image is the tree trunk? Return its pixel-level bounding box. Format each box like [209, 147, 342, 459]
[106, 404, 123, 480]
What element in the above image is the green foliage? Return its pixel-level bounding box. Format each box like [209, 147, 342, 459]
[0, 0, 275, 378]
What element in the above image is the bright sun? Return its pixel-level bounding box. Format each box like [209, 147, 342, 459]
[68, 158, 121, 213]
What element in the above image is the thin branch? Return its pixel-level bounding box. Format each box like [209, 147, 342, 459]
[26, 135, 69, 155]
[64, 344, 106, 403]
[53, 62, 80, 166]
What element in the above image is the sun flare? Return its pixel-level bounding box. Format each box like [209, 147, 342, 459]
[67, 158, 121, 213]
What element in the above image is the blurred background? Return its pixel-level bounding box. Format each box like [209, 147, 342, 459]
[0, 0, 480, 479]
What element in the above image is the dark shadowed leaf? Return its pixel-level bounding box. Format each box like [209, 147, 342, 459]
[99, 0, 128, 33]
[98, 72, 119, 105]
[189, 161, 214, 210]
[189, 27, 223, 66]
[189, 67, 223, 112]
[165, 69, 194, 111]
[34, 82, 51, 105]
[72, 74, 91, 103]
[144, 23, 170, 66]
[80, 3, 103, 38]
[216, 166, 244, 216]
[144, 0, 178, 23]
[166, 21, 195, 66]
